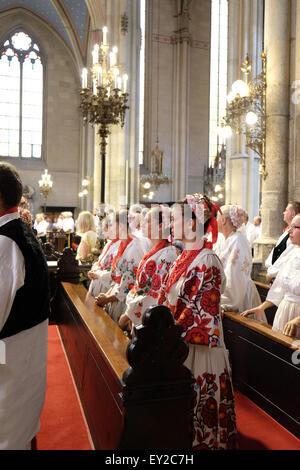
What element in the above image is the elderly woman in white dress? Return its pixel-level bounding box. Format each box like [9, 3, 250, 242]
[88, 216, 121, 297]
[119, 205, 178, 332]
[95, 210, 146, 323]
[242, 213, 300, 338]
[216, 205, 261, 315]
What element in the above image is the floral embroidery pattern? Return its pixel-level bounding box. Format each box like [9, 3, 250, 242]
[127, 247, 178, 323]
[112, 255, 143, 299]
[241, 258, 251, 276]
[193, 369, 237, 450]
[100, 253, 114, 272]
[162, 263, 223, 347]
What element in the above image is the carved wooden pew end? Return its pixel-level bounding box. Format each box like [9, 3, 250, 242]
[118, 305, 195, 450]
[56, 247, 80, 284]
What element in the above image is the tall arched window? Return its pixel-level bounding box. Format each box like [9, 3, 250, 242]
[0, 31, 43, 159]
[209, 0, 228, 166]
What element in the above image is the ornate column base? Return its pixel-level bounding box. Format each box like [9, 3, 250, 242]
[252, 236, 277, 282]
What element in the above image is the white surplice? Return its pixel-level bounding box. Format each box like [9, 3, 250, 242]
[125, 244, 178, 326]
[88, 239, 121, 297]
[218, 231, 261, 314]
[267, 249, 300, 337]
[0, 212, 48, 450]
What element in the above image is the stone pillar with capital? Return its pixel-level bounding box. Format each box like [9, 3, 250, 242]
[171, 0, 191, 201]
[253, 0, 290, 278]
[226, 0, 263, 220]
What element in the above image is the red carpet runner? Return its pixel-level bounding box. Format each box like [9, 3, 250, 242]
[36, 325, 300, 450]
[36, 325, 93, 450]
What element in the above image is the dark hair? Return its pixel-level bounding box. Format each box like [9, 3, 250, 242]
[0, 162, 23, 209]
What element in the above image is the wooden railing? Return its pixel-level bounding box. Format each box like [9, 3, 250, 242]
[55, 282, 195, 450]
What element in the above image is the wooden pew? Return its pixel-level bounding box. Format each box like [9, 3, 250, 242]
[223, 311, 300, 439]
[55, 282, 195, 450]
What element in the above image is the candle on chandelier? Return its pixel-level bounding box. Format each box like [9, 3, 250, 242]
[98, 66, 102, 86]
[117, 76, 122, 90]
[109, 52, 115, 67]
[123, 74, 128, 93]
[114, 68, 119, 89]
[92, 44, 99, 64]
[81, 68, 87, 88]
[103, 26, 108, 45]
[113, 46, 118, 65]
[93, 78, 97, 95]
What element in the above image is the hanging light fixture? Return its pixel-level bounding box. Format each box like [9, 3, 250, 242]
[220, 52, 267, 179]
[80, 26, 129, 203]
[38, 169, 53, 212]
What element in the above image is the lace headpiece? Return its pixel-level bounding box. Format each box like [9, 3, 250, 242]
[229, 205, 245, 229]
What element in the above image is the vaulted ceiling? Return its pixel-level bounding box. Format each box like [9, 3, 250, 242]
[0, 0, 94, 62]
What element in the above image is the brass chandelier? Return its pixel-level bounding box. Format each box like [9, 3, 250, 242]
[220, 52, 267, 179]
[80, 27, 129, 203]
[39, 169, 53, 212]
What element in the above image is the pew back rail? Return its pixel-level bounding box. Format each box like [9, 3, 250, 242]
[223, 311, 300, 439]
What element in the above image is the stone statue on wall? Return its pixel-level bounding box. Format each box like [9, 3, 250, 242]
[178, 0, 192, 16]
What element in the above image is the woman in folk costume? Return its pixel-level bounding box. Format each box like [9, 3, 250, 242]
[216, 205, 262, 317]
[119, 205, 178, 332]
[157, 194, 237, 450]
[242, 213, 300, 338]
[88, 216, 121, 298]
[95, 210, 147, 323]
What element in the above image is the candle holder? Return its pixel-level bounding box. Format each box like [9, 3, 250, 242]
[80, 27, 129, 203]
[39, 169, 53, 212]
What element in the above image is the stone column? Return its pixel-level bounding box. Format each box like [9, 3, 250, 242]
[171, 1, 191, 201]
[289, 0, 300, 201]
[254, 0, 290, 270]
[226, 0, 263, 219]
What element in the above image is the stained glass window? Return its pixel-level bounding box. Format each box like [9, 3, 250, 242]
[0, 31, 43, 159]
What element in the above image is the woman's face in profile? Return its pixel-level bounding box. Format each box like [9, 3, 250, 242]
[288, 215, 300, 246]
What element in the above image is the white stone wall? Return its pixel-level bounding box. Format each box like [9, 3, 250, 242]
[143, 0, 211, 203]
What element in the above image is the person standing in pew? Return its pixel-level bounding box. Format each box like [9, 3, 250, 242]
[95, 210, 146, 323]
[265, 201, 300, 284]
[119, 205, 178, 332]
[216, 205, 263, 317]
[0, 162, 50, 450]
[88, 215, 121, 297]
[242, 213, 300, 338]
[157, 194, 238, 450]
